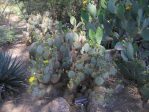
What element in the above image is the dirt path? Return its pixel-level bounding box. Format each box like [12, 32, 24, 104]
[0, 13, 29, 64]
[0, 43, 29, 63]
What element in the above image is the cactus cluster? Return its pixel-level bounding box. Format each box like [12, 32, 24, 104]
[28, 3, 117, 98]
[67, 43, 117, 91]
[26, 12, 61, 44]
[29, 26, 117, 97]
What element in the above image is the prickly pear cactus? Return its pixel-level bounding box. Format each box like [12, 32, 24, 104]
[67, 43, 117, 91]
[28, 12, 117, 97]
[26, 13, 59, 44]
[28, 27, 117, 98]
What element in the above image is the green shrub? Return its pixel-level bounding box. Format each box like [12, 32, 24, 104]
[0, 26, 15, 45]
[102, 0, 149, 58]
[116, 59, 149, 102]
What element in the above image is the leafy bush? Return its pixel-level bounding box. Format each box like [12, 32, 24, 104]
[0, 1, 23, 16]
[102, 0, 149, 58]
[81, 0, 106, 46]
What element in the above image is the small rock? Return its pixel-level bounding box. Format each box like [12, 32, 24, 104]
[0, 102, 32, 112]
[35, 99, 47, 106]
[41, 97, 70, 112]
[115, 84, 125, 94]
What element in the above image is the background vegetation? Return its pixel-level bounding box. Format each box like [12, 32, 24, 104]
[0, 0, 149, 111]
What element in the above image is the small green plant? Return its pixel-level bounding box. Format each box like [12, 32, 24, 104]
[0, 26, 15, 45]
[81, 0, 106, 47]
[0, 52, 27, 101]
[115, 39, 134, 61]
